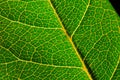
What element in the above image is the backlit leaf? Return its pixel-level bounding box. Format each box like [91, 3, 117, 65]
[0, 0, 120, 80]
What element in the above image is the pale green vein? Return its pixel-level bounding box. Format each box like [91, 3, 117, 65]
[110, 56, 120, 80]
[0, 45, 83, 69]
[0, 60, 84, 69]
[0, 45, 20, 60]
[0, 0, 48, 4]
[20, 60, 83, 69]
[0, 15, 62, 30]
[71, 0, 90, 38]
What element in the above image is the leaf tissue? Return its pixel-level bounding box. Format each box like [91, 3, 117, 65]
[0, 0, 120, 80]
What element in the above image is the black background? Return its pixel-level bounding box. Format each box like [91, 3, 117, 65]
[109, 0, 120, 16]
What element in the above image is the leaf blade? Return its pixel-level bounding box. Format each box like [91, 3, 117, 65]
[51, 0, 120, 79]
[0, 0, 91, 80]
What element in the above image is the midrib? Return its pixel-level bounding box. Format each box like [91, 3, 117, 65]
[48, 0, 93, 80]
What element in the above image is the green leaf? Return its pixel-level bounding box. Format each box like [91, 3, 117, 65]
[0, 0, 120, 80]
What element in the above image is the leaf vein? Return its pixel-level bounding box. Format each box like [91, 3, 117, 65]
[71, 0, 90, 38]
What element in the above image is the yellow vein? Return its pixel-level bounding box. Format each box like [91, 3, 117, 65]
[20, 60, 83, 69]
[1, 60, 83, 69]
[0, 46, 83, 69]
[0, 15, 62, 30]
[71, 0, 90, 38]
[48, 0, 92, 80]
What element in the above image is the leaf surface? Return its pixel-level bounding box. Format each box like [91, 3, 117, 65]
[0, 0, 120, 80]
[52, 0, 120, 80]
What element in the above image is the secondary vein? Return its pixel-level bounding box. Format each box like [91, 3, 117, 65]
[0, 45, 83, 69]
[110, 56, 120, 79]
[0, 15, 62, 30]
[71, 0, 90, 38]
